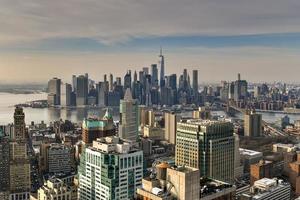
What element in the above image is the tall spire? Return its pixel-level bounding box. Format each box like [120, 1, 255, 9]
[160, 46, 162, 56]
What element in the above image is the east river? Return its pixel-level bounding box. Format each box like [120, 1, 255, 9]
[0, 92, 300, 125]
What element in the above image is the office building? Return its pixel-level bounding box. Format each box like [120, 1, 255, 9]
[38, 178, 72, 200]
[119, 89, 139, 142]
[250, 160, 273, 185]
[66, 83, 72, 106]
[167, 74, 177, 90]
[234, 73, 248, 101]
[47, 77, 61, 106]
[175, 119, 235, 183]
[159, 48, 165, 88]
[244, 110, 262, 137]
[240, 148, 263, 173]
[234, 134, 244, 178]
[164, 112, 178, 145]
[109, 73, 114, 91]
[137, 164, 200, 200]
[107, 91, 121, 106]
[97, 81, 108, 107]
[82, 109, 115, 144]
[78, 136, 143, 200]
[160, 87, 173, 106]
[192, 70, 198, 93]
[0, 131, 10, 200]
[76, 75, 88, 106]
[124, 70, 132, 90]
[47, 143, 72, 174]
[9, 107, 31, 200]
[241, 178, 291, 200]
[151, 64, 158, 87]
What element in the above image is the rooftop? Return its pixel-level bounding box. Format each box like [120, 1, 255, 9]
[239, 148, 262, 156]
[201, 178, 235, 198]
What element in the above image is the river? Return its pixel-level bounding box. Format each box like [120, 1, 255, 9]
[0, 92, 299, 125]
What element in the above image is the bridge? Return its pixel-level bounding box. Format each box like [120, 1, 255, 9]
[226, 105, 287, 137]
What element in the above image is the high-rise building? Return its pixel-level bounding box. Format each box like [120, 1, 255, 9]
[78, 137, 143, 200]
[9, 107, 31, 200]
[151, 64, 158, 87]
[192, 70, 198, 93]
[142, 67, 149, 75]
[47, 78, 61, 106]
[167, 74, 177, 90]
[116, 77, 122, 86]
[0, 130, 10, 200]
[72, 75, 77, 92]
[76, 75, 88, 106]
[234, 73, 248, 101]
[107, 91, 121, 106]
[38, 178, 72, 200]
[164, 112, 178, 145]
[159, 48, 165, 88]
[82, 109, 115, 144]
[175, 119, 235, 183]
[65, 83, 72, 106]
[47, 143, 72, 174]
[244, 110, 262, 137]
[97, 81, 109, 107]
[124, 70, 132, 90]
[109, 73, 114, 91]
[137, 164, 200, 200]
[119, 89, 139, 142]
[234, 134, 244, 178]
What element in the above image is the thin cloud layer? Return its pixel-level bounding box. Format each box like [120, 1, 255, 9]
[1, 0, 300, 45]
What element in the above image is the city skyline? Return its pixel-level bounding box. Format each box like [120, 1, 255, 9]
[1, 0, 300, 83]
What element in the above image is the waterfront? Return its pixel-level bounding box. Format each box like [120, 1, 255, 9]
[0, 92, 300, 125]
[0, 92, 120, 124]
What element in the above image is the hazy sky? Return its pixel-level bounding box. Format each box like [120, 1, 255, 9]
[1, 0, 300, 83]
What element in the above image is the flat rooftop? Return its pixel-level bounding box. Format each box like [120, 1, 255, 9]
[239, 148, 262, 156]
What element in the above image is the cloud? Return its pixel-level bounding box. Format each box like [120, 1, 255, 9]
[1, 0, 300, 45]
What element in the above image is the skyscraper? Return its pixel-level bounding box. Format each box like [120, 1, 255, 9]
[244, 110, 262, 137]
[124, 70, 132, 90]
[192, 70, 198, 93]
[47, 78, 61, 106]
[176, 119, 235, 183]
[159, 48, 165, 88]
[72, 75, 77, 92]
[0, 130, 10, 200]
[97, 81, 108, 107]
[234, 73, 248, 101]
[78, 137, 143, 200]
[119, 89, 138, 141]
[167, 74, 177, 90]
[151, 64, 158, 87]
[76, 75, 88, 106]
[116, 77, 122, 86]
[9, 107, 31, 200]
[109, 73, 114, 91]
[65, 83, 72, 106]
